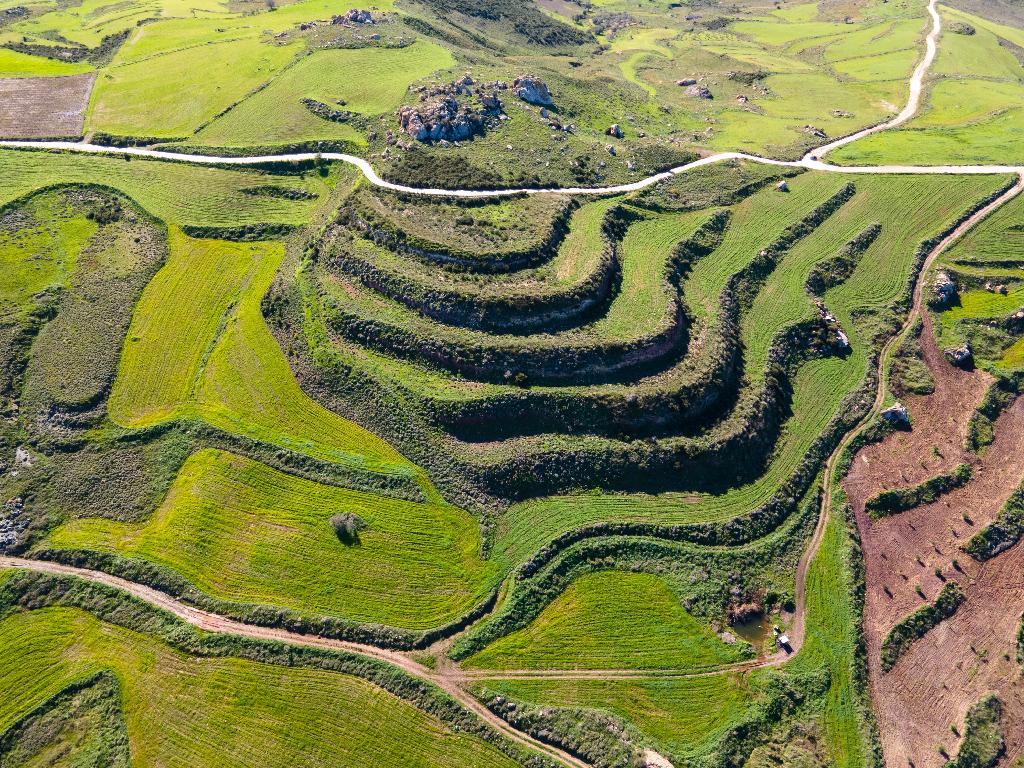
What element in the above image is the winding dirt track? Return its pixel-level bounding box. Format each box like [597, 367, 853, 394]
[3, 2, 1024, 766]
[0, 555, 591, 768]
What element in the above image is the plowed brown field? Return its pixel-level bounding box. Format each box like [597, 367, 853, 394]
[845, 313, 1024, 767]
[0, 73, 94, 138]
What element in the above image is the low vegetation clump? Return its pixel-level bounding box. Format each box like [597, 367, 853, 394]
[865, 464, 973, 519]
[881, 582, 966, 671]
[962, 482, 1024, 561]
[945, 695, 1005, 768]
[330, 511, 367, 545]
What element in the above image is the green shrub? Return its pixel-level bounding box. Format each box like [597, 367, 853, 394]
[865, 464, 973, 519]
[881, 582, 965, 671]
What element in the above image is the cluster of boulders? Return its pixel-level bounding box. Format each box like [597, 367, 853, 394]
[332, 8, 373, 24]
[395, 73, 507, 143]
[984, 280, 1009, 295]
[0, 496, 26, 551]
[396, 97, 485, 143]
[945, 341, 973, 369]
[881, 402, 911, 426]
[396, 74, 565, 143]
[802, 124, 827, 138]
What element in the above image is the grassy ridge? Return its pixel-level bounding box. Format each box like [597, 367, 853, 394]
[0, 606, 520, 768]
[43, 448, 497, 630]
[464, 570, 750, 671]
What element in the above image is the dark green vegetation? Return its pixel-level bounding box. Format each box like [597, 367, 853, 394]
[946, 695, 1005, 768]
[865, 464, 972, 519]
[962, 480, 1024, 561]
[881, 582, 965, 671]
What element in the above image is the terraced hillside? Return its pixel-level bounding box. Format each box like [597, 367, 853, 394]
[3, 0, 1024, 766]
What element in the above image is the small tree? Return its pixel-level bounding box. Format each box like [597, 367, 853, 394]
[330, 512, 366, 545]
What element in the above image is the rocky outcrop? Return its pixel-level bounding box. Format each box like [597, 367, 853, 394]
[881, 402, 910, 426]
[513, 75, 553, 106]
[333, 8, 372, 24]
[396, 96, 484, 142]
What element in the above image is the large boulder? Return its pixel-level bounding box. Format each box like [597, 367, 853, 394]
[931, 271, 957, 307]
[396, 96, 484, 142]
[513, 75, 553, 106]
[684, 85, 713, 99]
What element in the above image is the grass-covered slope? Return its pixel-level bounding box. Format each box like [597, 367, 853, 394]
[463, 570, 750, 671]
[42, 448, 498, 631]
[0, 606, 522, 768]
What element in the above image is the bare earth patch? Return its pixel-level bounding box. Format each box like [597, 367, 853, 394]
[0, 73, 95, 139]
[844, 314, 1024, 767]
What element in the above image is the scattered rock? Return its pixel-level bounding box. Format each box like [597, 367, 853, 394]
[684, 85, 713, 99]
[605, 123, 624, 138]
[881, 402, 911, 426]
[14, 446, 31, 468]
[803, 124, 827, 138]
[676, 78, 697, 86]
[333, 8, 372, 24]
[945, 342, 973, 369]
[606, 144, 616, 155]
[513, 74, 553, 106]
[735, 94, 749, 104]
[932, 271, 958, 306]
[832, 109, 853, 118]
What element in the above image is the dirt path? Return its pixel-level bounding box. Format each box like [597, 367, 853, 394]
[0, 555, 591, 768]
[0, 0, 1014, 202]
[806, 0, 941, 162]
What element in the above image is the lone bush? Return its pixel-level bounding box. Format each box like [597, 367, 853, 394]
[330, 512, 367, 545]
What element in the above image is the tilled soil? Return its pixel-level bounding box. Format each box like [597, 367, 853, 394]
[844, 313, 1024, 767]
[0, 73, 94, 138]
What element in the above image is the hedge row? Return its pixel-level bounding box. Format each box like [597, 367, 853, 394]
[483, 695, 644, 768]
[961, 481, 1024, 561]
[323, 204, 634, 333]
[880, 582, 964, 671]
[342, 193, 579, 273]
[865, 463, 972, 519]
[966, 372, 1024, 453]
[805, 221, 881, 296]
[0, 571, 556, 768]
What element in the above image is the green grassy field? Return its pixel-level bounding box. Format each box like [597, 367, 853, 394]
[832, 6, 1024, 165]
[43, 448, 497, 629]
[0, 150, 333, 228]
[464, 570, 750, 670]
[195, 43, 454, 148]
[107, 228, 411, 473]
[475, 674, 754, 762]
[0, 605, 520, 768]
